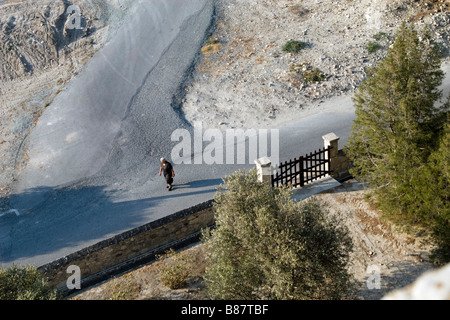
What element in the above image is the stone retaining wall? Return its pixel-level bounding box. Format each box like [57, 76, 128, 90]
[332, 149, 353, 181]
[38, 199, 215, 294]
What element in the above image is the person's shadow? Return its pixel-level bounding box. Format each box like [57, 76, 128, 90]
[170, 178, 223, 191]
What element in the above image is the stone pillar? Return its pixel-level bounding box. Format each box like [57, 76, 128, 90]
[255, 157, 272, 186]
[322, 133, 339, 175]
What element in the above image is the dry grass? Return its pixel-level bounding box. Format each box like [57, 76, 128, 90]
[70, 244, 209, 300]
[201, 43, 222, 55]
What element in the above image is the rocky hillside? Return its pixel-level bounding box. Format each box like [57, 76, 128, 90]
[0, 0, 129, 81]
[181, 0, 450, 129]
[0, 0, 135, 209]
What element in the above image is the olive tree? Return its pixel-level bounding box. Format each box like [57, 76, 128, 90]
[203, 169, 354, 300]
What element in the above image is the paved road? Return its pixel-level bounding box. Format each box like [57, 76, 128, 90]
[1, 0, 448, 268]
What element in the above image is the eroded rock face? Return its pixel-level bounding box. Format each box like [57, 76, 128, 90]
[383, 263, 450, 300]
[0, 0, 62, 80]
[0, 0, 119, 81]
[0, 0, 135, 209]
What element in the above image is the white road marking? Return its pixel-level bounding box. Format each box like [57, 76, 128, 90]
[0, 209, 20, 218]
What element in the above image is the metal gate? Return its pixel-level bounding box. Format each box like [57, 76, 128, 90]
[272, 146, 332, 188]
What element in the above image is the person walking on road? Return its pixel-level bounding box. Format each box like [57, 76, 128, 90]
[159, 158, 175, 191]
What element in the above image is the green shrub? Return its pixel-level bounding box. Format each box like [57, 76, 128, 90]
[372, 32, 390, 42]
[203, 169, 354, 300]
[303, 68, 327, 83]
[0, 265, 57, 300]
[206, 36, 219, 45]
[290, 63, 327, 83]
[366, 42, 382, 53]
[157, 249, 192, 290]
[282, 40, 307, 53]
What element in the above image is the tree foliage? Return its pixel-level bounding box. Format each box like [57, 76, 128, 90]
[345, 22, 449, 263]
[203, 169, 354, 300]
[414, 117, 450, 263]
[0, 265, 57, 300]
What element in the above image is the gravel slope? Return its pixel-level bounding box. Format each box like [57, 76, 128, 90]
[182, 0, 450, 129]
